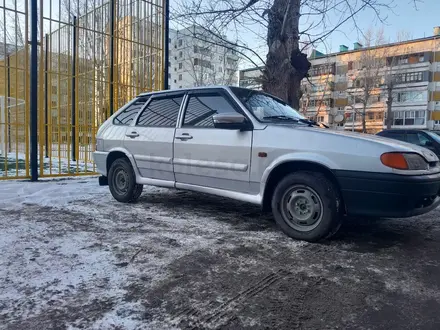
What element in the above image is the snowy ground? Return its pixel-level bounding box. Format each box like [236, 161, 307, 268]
[1, 177, 440, 329]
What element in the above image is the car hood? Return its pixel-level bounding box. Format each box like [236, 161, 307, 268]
[270, 124, 439, 163]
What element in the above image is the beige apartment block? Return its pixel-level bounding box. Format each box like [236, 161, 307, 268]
[239, 28, 440, 133]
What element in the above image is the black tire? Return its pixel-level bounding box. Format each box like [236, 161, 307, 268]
[108, 158, 143, 203]
[271, 171, 342, 242]
[132, 184, 144, 201]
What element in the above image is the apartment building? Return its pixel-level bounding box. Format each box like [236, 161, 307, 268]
[169, 26, 239, 89]
[238, 28, 440, 133]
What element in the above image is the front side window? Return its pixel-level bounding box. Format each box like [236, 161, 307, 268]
[230, 87, 305, 122]
[136, 96, 183, 127]
[183, 93, 239, 128]
[113, 97, 148, 126]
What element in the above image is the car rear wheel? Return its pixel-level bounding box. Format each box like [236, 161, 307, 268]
[271, 171, 342, 242]
[108, 158, 143, 203]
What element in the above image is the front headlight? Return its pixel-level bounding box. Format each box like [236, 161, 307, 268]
[380, 152, 429, 170]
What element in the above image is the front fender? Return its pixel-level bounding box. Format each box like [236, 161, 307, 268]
[260, 152, 340, 186]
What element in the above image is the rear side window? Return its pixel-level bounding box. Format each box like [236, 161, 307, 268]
[136, 96, 183, 127]
[386, 132, 406, 142]
[113, 97, 148, 126]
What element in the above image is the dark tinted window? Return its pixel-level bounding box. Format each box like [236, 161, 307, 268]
[183, 93, 238, 127]
[386, 132, 406, 142]
[136, 96, 183, 127]
[113, 97, 148, 125]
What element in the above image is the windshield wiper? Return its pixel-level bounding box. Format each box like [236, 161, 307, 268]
[262, 115, 326, 128]
[263, 115, 300, 121]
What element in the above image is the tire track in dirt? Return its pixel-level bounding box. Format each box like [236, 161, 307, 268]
[171, 268, 307, 329]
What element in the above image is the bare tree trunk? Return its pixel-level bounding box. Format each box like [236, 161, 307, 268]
[262, 0, 310, 109]
[362, 104, 367, 133]
[386, 86, 393, 129]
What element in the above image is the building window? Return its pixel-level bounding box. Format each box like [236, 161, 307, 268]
[168, 38, 171, 43]
[179, 74, 182, 81]
[414, 110, 425, 125]
[317, 116, 324, 122]
[404, 110, 415, 125]
[393, 110, 425, 126]
[179, 63, 183, 69]
[368, 112, 375, 120]
[178, 39, 182, 47]
[179, 51, 182, 58]
[174, 79, 177, 83]
[396, 91, 427, 103]
[393, 111, 404, 125]
[137, 96, 183, 127]
[168, 74, 171, 78]
[395, 71, 425, 83]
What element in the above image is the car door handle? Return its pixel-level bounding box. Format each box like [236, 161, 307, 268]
[175, 133, 193, 140]
[126, 131, 139, 138]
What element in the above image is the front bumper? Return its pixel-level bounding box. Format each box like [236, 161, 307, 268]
[334, 170, 440, 218]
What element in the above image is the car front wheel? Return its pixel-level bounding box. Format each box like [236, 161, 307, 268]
[108, 158, 143, 203]
[271, 171, 342, 242]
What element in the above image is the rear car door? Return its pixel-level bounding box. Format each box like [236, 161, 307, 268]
[173, 89, 253, 193]
[123, 92, 184, 182]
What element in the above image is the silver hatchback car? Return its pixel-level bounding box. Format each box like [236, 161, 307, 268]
[93, 86, 440, 242]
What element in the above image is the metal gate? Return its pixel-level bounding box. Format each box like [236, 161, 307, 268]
[0, 0, 166, 180]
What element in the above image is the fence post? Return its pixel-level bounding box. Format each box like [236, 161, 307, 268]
[164, 0, 169, 90]
[71, 16, 77, 161]
[44, 34, 49, 158]
[7, 56, 11, 153]
[30, 0, 38, 181]
[109, 1, 115, 115]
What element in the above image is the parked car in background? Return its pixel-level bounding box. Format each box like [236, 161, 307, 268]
[93, 86, 440, 242]
[376, 129, 440, 157]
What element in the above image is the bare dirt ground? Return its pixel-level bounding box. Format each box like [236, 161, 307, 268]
[1, 177, 440, 329]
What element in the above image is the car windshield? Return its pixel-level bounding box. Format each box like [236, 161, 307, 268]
[230, 87, 306, 123]
[426, 131, 440, 143]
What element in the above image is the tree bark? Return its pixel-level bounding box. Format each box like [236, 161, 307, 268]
[262, 0, 310, 110]
[362, 104, 367, 133]
[386, 86, 393, 129]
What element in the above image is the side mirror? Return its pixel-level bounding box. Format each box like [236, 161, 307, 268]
[213, 113, 251, 130]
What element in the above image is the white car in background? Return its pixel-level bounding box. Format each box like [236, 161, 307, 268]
[93, 86, 440, 242]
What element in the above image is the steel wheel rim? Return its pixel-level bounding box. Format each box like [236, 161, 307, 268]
[112, 168, 129, 195]
[280, 185, 323, 232]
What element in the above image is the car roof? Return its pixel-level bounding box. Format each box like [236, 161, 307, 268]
[378, 129, 428, 133]
[137, 85, 235, 97]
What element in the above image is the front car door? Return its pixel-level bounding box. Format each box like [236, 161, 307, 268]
[173, 88, 254, 193]
[123, 92, 184, 182]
